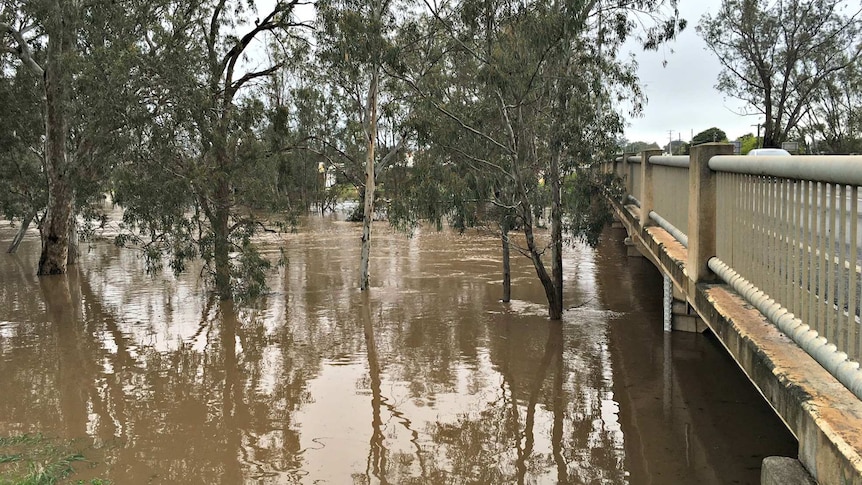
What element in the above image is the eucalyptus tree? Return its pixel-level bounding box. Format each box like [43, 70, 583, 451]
[0, 59, 43, 253]
[802, 60, 862, 153]
[316, 0, 413, 290]
[699, 0, 862, 148]
[113, 0, 309, 300]
[1, 0, 150, 272]
[405, 0, 684, 319]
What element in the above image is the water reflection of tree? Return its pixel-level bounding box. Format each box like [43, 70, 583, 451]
[359, 293, 429, 485]
[413, 319, 627, 484]
[0, 248, 323, 482]
[98, 298, 314, 483]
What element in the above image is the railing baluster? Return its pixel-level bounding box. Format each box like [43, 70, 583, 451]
[786, 179, 794, 312]
[827, 184, 838, 341]
[792, 179, 802, 322]
[815, 182, 829, 335]
[838, 184, 848, 350]
[803, 180, 813, 332]
[851, 185, 859, 360]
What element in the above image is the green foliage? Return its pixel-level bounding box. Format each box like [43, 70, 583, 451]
[738, 133, 760, 155]
[0, 66, 44, 223]
[621, 141, 661, 153]
[699, 0, 862, 147]
[1, 0, 163, 235]
[692, 127, 728, 145]
[563, 170, 624, 247]
[804, 61, 862, 154]
[0, 434, 109, 485]
[110, 0, 306, 299]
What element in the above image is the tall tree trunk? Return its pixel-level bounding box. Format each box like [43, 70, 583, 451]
[38, 0, 74, 276]
[549, 150, 564, 317]
[67, 211, 79, 265]
[359, 67, 379, 291]
[512, 154, 562, 320]
[501, 217, 511, 302]
[213, 179, 232, 300]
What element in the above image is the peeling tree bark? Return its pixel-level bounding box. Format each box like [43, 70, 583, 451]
[213, 178, 232, 300]
[359, 66, 379, 291]
[37, 0, 75, 276]
[67, 216, 79, 266]
[549, 149, 564, 318]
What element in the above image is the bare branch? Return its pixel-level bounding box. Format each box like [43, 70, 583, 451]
[0, 21, 44, 76]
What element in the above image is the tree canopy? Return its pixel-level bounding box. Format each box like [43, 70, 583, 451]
[2, 0, 685, 314]
[692, 127, 727, 145]
[699, 0, 862, 148]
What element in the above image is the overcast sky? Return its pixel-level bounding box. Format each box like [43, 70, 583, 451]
[623, 1, 757, 146]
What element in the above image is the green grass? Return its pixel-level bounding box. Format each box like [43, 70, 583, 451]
[0, 434, 110, 485]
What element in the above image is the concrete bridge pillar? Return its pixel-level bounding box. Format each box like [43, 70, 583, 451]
[622, 152, 635, 199]
[671, 299, 708, 333]
[639, 149, 663, 230]
[687, 143, 733, 295]
[663, 273, 708, 332]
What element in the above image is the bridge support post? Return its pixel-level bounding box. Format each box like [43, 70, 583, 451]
[671, 300, 708, 333]
[687, 143, 733, 294]
[624, 236, 643, 257]
[664, 273, 708, 332]
[622, 152, 635, 200]
[639, 149, 663, 230]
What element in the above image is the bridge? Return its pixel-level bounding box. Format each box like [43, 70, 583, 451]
[603, 143, 862, 484]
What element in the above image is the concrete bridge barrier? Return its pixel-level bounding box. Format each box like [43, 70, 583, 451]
[603, 143, 862, 484]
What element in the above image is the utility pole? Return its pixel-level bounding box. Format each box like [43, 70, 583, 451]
[667, 130, 673, 154]
[752, 123, 762, 148]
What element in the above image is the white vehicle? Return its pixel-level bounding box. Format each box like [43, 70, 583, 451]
[748, 148, 791, 156]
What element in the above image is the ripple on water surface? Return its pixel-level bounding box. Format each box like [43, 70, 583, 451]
[0, 218, 796, 484]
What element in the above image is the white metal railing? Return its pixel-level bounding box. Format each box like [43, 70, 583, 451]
[712, 156, 862, 366]
[603, 150, 862, 399]
[629, 157, 642, 203]
[651, 155, 690, 236]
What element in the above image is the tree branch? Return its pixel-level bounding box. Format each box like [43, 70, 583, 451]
[0, 21, 44, 76]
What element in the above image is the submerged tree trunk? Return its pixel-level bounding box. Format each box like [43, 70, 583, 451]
[524, 220, 563, 320]
[67, 212, 79, 265]
[501, 218, 511, 302]
[38, 0, 74, 276]
[7, 213, 34, 254]
[359, 67, 379, 291]
[549, 150, 564, 317]
[213, 179, 232, 300]
[512, 153, 563, 320]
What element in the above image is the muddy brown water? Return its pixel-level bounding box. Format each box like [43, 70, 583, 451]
[0, 214, 795, 484]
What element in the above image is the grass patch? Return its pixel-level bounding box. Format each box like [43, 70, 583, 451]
[0, 434, 110, 485]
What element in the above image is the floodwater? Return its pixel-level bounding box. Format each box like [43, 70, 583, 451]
[0, 214, 796, 484]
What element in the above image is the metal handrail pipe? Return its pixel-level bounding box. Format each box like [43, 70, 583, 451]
[649, 155, 690, 168]
[649, 211, 689, 248]
[709, 155, 862, 185]
[614, 156, 623, 163]
[627, 156, 641, 164]
[627, 195, 641, 207]
[708, 257, 862, 400]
